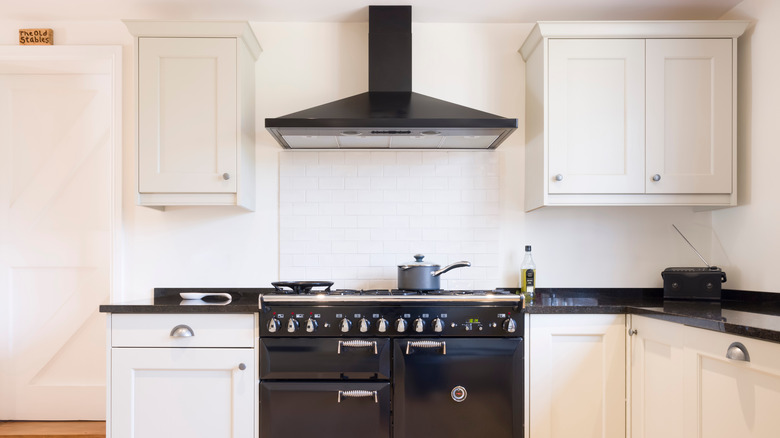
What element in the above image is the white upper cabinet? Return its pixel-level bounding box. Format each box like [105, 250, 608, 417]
[548, 39, 646, 194]
[520, 21, 748, 211]
[125, 21, 261, 210]
[645, 39, 733, 194]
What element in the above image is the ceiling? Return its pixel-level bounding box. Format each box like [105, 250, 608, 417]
[5, 0, 743, 22]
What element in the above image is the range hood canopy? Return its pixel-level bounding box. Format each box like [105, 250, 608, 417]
[265, 5, 517, 149]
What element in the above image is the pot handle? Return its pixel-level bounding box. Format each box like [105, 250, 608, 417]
[432, 261, 471, 277]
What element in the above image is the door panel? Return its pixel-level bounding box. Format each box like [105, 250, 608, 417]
[0, 46, 120, 420]
[548, 39, 645, 194]
[631, 316, 685, 438]
[646, 39, 733, 194]
[393, 338, 523, 438]
[261, 381, 390, 438]
[138, 37, 237, 194]
[112, 348, 254, 438]
[529, 314, 625, 438]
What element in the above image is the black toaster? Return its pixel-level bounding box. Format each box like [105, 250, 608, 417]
[661, 266, 727, 300]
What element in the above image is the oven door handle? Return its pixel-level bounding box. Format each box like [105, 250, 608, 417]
[405, 340, 447, 355]
[337, 340, 378, 355]
[337, 390, 378, 403]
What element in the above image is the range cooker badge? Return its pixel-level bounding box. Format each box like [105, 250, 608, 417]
[451, 386, 467, 402]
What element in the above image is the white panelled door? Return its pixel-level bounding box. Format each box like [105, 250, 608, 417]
[0, 46, 121, 420]
[645, 39, 733, 194]
[547, 39, 645, 194]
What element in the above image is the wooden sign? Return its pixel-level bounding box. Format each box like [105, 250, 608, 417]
[19, 29, 53, 45]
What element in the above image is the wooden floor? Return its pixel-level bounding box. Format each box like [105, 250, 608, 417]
[0, 422, 105, 438]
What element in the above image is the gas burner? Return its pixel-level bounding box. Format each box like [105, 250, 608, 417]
[361, 289, 391, 296]
[327, 289, 359, 296]
[391, 289, 424, 296]
[271, 281, 334, 295]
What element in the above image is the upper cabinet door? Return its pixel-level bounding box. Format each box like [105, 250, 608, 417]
[645, 39, 733, 194]
[138, 37, 238, 194]
[548, 39, 646, 194]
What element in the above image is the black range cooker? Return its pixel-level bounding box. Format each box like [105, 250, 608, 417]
[258, 282, 524, 438]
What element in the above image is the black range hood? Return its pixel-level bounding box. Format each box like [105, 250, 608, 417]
[265, 5, 517, 149]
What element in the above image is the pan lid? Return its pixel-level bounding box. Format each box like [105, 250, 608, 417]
[398, 254, 440, 269]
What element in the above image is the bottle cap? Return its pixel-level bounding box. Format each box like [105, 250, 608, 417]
[525, 245, 532, 251]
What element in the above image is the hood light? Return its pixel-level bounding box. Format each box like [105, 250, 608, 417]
[340, 130, 361, 136]
[420, 130, 442, 136]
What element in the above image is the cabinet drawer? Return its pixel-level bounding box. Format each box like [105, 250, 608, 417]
[111, 313, 255, 348]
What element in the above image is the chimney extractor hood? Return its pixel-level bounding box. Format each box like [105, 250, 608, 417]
[265, 6, 517, 149]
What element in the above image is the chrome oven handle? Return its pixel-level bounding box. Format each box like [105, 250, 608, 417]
[337, 340, 378, 355]
[338, 390, 378, 403]
[405, 340, 447, 355]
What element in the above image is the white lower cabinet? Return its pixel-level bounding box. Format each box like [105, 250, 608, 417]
[630, 315, 780, 438]
[630, 315, 685, 438]
[527, 314, 626, 438]
[682, 322, 780, 438]
[108, 314, 257, 438]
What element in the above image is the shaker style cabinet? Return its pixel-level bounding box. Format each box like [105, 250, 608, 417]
[629, 315, 686, 438]
[526, 314, 626, 438]
[630, 315, 780, 438]
[520, 21, 748, 210]
[124, 21, 261, 210]
[108, 313, 258, 438]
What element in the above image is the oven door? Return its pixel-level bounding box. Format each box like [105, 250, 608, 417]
[260, 337, 391, 380]
[393, 337, 523, 438]
[261, 381, 390, 438]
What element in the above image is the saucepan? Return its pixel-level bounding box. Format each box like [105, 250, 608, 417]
[397, 254, 471, 290]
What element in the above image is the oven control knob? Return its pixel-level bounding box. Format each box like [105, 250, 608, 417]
[287, 318, 300, 333]
[359, 318, 371, 333]
[305, 318, 318, 333]
[503, 318, 517, 334]
[377, 318, 389, 333]
[267, 318, 281, 333]
[413, 318, 425, 333]
[432, 318, 444, 333]
[395, 318, 408, 333]
[339, 318, 352, 333]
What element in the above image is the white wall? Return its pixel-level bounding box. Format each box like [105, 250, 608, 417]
[1, 19, 720, 300]
[714, 0, 780, 293]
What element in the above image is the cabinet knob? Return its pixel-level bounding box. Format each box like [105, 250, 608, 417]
[238, 363, 246, 371]
[652, 174, 661, 182]
[726, 342, 750, 362]
[554, 174, 564, 182]
[170, 324, 194, 337]
[222, 172, 231, 180]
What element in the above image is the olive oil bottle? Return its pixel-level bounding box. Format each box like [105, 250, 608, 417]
[520, 245, 536, 303]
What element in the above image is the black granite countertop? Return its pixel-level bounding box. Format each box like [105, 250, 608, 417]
[98, 288, 269, 314]
[100, 287, 780, 344]
[527, 289, 780, 344]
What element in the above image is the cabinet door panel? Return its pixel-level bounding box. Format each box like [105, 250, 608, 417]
[683, 326, 780, 438]
[138, 37, 237, 194]
[646, 39, 733, 194]
[548, 39, 645, 194]
[529, 314, 625, 438]
[111, 348, 254, 438]
[630, 316, 685, 438]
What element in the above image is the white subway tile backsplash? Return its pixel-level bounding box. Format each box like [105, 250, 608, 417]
[421, 151, 449, 165]
[396, 151, 422, 165]
[280, 151, 500, 288]
[409, 164, 436, 176]
[306, 165, 332, 177]
[332, 165, 358, 177]
[319, 177, 345, 190]
[318, 151, 345, 165]
[370, 151, 397, 165]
